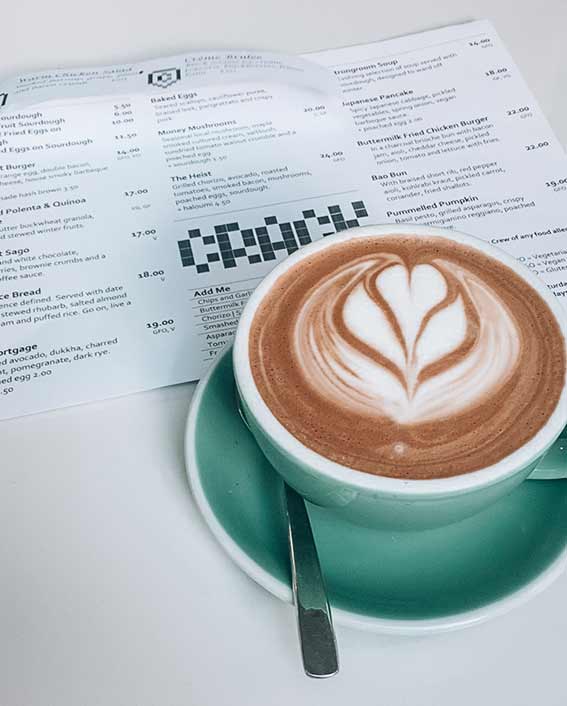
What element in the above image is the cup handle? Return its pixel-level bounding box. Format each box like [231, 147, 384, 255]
[528, 425, 567, 480]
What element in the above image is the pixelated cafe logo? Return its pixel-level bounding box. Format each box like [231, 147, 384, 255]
[147, 68, 181, 89]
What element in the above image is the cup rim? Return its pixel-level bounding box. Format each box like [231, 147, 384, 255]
[233, 223, 567, 497]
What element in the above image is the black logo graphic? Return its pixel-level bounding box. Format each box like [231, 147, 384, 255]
[147, 68, 181, 89]
[0, 93, 8, 109]
[177, 200, 369, 274]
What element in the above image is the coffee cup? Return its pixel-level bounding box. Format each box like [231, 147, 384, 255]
[233, 224, 567, 530]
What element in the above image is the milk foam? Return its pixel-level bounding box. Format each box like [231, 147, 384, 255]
[294, 257, 521, 424]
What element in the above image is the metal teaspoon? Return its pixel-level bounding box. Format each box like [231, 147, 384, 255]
[235, 390, 339, 678]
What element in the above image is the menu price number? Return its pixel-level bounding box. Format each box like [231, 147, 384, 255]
[113, 102, 133, 114]
[320, 150, 345, 162]
[117, 147, 141, 161]
[525, 141, 549, 151]
[131, 228, 158, 240]
[304, 104, 328, 117]
[485, 67, 510, 80]
[545, 178, 567, 192]
[124, 189, 152, 210]
[1, 386, 14, 396]
[124, 188, 149, 198]
[114, 132, 138, 142]
[506, 106, 532, 119]
[137, 269, 165, 281]
[146, 318, 175, 335]
[468, 38, 493, 49]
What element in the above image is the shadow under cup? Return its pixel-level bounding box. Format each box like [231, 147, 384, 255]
[233, 224, 567, 531]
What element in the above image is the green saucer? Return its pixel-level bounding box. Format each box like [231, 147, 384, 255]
[185, 347, 567, 633]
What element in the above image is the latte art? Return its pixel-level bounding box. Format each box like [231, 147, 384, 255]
[295, 257, 520, 424]
[249, 235, 565, 479]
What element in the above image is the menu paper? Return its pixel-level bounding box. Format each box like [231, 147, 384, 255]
[1, 20, 566, 419]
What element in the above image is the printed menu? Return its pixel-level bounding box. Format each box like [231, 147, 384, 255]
[1, 19, 566, 419]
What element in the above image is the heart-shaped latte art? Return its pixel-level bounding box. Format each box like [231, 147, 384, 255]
[293, 255, 521, 424]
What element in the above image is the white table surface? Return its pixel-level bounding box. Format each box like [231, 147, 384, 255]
[1, 2, 567, 704]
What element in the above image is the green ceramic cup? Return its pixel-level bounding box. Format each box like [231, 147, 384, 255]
[233, 225, 567, 530]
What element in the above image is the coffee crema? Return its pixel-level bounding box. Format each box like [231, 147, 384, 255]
[249, 236, 566, 479]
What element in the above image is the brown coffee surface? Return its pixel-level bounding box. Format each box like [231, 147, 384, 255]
[249, 235, 566, 479]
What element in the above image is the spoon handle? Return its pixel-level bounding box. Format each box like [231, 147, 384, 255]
[284, 483, 339, 678]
